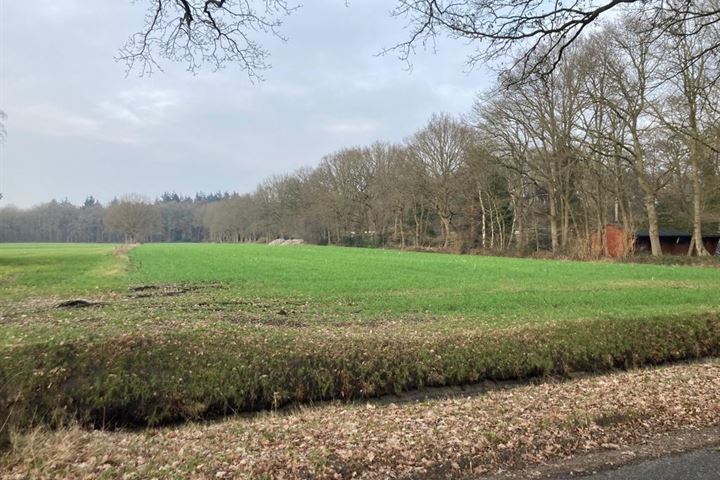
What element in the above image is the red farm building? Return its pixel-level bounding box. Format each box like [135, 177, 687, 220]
[593, 224, 720, 257]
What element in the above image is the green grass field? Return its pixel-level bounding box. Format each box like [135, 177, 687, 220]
[130, 243, 720, 321]
[1, 243, 719, 428]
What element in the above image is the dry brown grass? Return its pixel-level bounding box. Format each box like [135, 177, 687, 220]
[112, 244, 141, 257]
[2, 359, 719, 479]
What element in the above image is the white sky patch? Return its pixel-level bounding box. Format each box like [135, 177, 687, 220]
[260, 82, 310, 98]
[37, 0, 82, 19]
[433, 84, 478, 110]
[17, 104, 140, 145]
[320, 120, 381, 135]
[98, 88, 179, 126]
[19, 105, 100, 137]
[98, 101, 142, 124]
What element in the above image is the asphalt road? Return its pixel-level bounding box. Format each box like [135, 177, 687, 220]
[566, 448, 720, 480]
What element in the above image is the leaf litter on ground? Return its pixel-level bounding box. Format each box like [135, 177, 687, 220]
[2, 359, 719, 479]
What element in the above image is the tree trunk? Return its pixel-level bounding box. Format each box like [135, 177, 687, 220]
[494, 198, 505, 249]
[548, 184, 560, 254]
[512, 191, 525, 253]
[479, 186, 487, 249]
[642, 191, 663, 256]
[507, 204, 516, 250]
[614, 154, 633, 256]
[632, 133, 662, 257]
[489, 202, 496, 249]
[561, 195, 570, 249]
[440, 215, 452, 249]
[688, 147, 709, 256]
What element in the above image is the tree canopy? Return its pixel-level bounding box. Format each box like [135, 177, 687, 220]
[123, 1, 720, 81]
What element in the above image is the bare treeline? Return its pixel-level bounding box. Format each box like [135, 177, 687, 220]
[0, 194, 213, 244]
[3, 18, 720, 255]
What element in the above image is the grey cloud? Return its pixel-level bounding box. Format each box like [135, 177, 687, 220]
[1, 1, 490, 207]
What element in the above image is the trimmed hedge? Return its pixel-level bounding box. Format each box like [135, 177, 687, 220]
[2, 314, 719, 429]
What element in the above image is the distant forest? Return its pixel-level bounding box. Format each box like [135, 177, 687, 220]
[4, 17, 720, 256]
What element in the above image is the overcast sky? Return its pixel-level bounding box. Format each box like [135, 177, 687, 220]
[0, 0, 490, 208]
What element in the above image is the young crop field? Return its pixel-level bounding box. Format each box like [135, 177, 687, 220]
[1, 243, 719, 431]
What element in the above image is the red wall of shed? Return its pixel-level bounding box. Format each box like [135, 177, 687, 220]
[605, 225, 626, 257]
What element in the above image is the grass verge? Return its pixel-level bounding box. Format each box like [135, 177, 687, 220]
[2, 313, 719, 430]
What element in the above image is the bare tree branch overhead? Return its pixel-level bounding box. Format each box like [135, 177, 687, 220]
[388, 0, 720, 81]
[118, 0, 297, 77]
[119, 1, 720, 80]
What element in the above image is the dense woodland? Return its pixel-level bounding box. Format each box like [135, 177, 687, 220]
[3, 17, 720, 256]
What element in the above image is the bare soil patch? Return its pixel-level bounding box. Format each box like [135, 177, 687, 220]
[55, 299, 101, 309]
[127, 283, 200, 298]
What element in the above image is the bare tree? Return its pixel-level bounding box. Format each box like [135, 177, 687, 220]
[120, 0, 296, 77]
[389, 0, 720, 81]
[583, 21, 672, 256]
[651, 11, 720, 256]
[313, 147, 379, 244]
[476, 46, 584, 254]
[105, 195, 160, 243]
[409, 114, 475, 248]
[116, 1, 720, 87]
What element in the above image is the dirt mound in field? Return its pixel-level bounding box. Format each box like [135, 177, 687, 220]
[128, 284, 199, 298]
[268, 239, 305, 246]
[56, 299, 99, 309]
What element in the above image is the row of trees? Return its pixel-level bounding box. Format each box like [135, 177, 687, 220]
[3, 17, 720, 255]
[0, 193, 223, 244]
[162, 15, 720, 257]
[469, 14, 720, 256]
